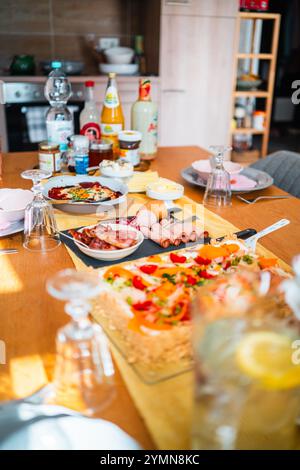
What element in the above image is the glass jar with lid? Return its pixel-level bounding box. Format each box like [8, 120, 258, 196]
[89, 139, 113, 167]
[38, 141, 61, 172]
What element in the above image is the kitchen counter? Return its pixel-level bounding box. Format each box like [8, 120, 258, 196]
[0, 75, 160, 83]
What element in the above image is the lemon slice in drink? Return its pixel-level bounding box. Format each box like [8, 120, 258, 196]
[236, 331, 300, 390]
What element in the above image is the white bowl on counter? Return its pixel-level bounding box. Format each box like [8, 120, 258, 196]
[99, 63, 139, 76]
[42, 175, 128, 215]
[192, 159, 242, 181]
[104, 47, 134, 64]
[74, 223, 144, 261]
[0, 188, 33, 224]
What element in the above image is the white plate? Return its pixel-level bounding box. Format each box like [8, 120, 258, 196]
[99, 63, 139, 75]
[181, 166, 274, 194]
[42, 175, 128, 215]
[0, 220, 24, 237]
[0, 415, 141, 450]
[74, 223, 144, 261]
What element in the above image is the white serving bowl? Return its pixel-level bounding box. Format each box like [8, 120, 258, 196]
[191, 159, 242, 181]
[74, 223, 144, 261]
[0, 188, 33, 224]
[104, 47, 134, 64]
[42, 175, 128, 215]
[99, 63, 138, 76]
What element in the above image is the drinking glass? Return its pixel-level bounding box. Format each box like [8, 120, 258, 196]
[21, 169, 60, 252]
[191, 275, 300, 450]
[47, 269, 115, 416]
[203, 145, 232, 208]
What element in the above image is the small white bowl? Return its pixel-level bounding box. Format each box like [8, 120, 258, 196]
[99, 161, 134, 179]
[146, 178, 184, 201]
[104, 47, 134, 65]
[99, 63, 138, 76]
[0, 188, 33, 224]
[74, 223, 144, 261]
[192, 159, 242, 181]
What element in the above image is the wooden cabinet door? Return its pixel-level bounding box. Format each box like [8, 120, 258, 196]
[159, 14, 237, 148]
[162, 0, 239, 18]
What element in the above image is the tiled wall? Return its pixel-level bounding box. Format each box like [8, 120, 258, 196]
[0, 0, 141, 74]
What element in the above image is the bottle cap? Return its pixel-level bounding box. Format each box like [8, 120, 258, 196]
[85, 80, 95, 87]
[51, 61, 62, 69]
[73, 135, 89, 149]
[118, 130, 142, 143]
[109, 72, 116, 78]
[90, 139, 112, 150]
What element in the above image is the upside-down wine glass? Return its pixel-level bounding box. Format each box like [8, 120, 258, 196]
[47, 269, 115, 416]
[203, 145, 232, 208]
[21, 169, 61, 251]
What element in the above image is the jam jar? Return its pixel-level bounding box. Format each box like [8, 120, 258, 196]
[89, 139, 113, 167]
[118, 130, 142, 166]
[38, 141, 61, 172]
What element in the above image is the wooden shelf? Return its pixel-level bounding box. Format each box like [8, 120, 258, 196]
[231, 128, 265, 135]
[231, 12, 281, 157]
[237, 53, 273, 59]
[239, 12, 280, 20]
[234, 90, 269, 97]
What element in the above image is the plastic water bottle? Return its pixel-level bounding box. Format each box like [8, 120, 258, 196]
[73, 135, 89, 175]
[44, 61, 74, 157]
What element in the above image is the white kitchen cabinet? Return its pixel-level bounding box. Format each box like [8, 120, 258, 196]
[159, 7, 238, 148]
[162, 0, 239, 18]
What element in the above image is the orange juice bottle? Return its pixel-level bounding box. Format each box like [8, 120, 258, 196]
[100, 73, 124, 154]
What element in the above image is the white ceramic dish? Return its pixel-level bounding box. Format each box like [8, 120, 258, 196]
[0, 414, 141, 450]
[42, 175, 128, 215]
[0, 188, 33, 224]
[146, 178, 184, 201]
[0, 220, 24, 238]
[74, 223, 144, 261]
[99, 160, 134, 179]
[191, 159, 242, 181]
[99, 63, 139, 76]
[100, 168, 134, 179]
[181, 166, 274, 193]
[104, 46, 134, 64]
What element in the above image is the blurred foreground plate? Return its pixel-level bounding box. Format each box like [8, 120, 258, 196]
[0, 414, 141, 450]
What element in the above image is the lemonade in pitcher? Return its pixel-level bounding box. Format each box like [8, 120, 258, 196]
[192, 269, 300, 450]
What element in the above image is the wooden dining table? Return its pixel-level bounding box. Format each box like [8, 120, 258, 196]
[0, 146, 300, 449]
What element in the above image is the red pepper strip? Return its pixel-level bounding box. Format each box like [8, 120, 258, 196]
[139, 264, 158, 275]
[198, 270, 215, 280]
[186, 275, 197, 286]
[164, 296, 190, 323]
[170, 252, 187, 264]
[133, 275, 148, 290]
[132, 300, 156, 312]
[195, 256, 211, 266]
[224, 261, 231, 270]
